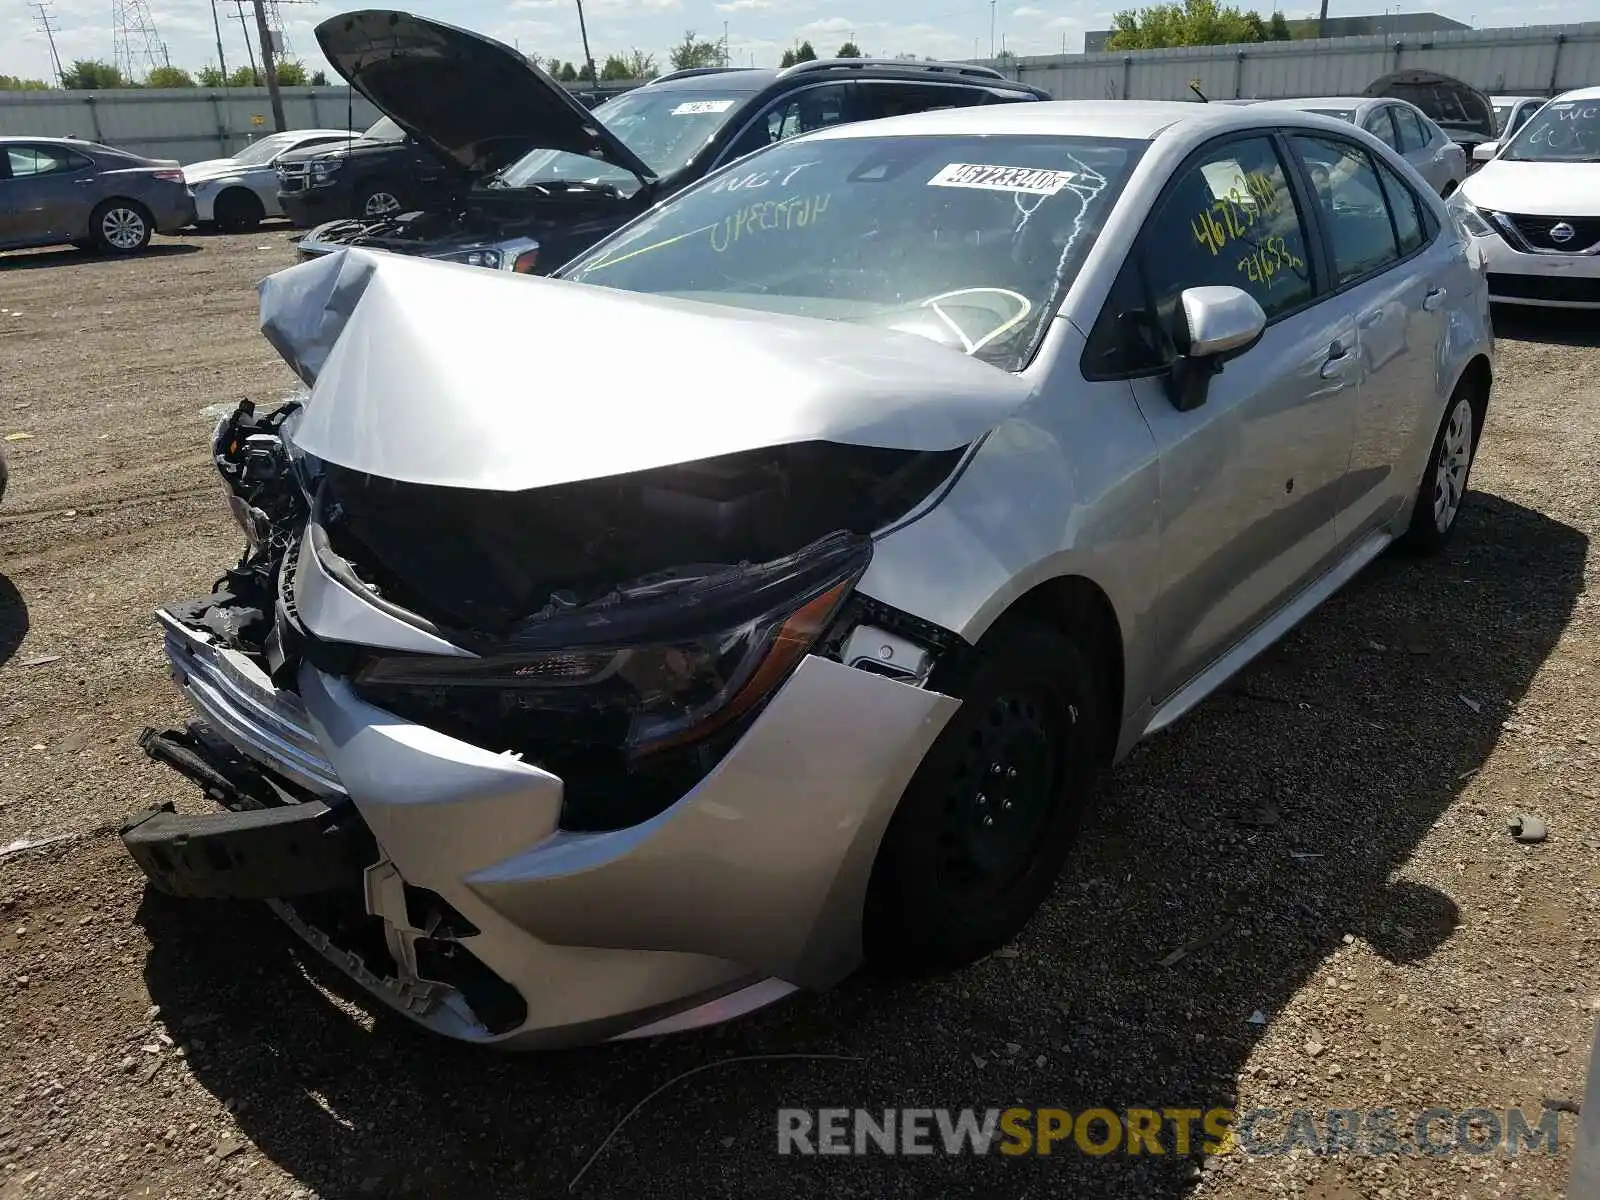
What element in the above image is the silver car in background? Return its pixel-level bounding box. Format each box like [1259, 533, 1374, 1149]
[121, 100, 1492, 1048]
[1231, 96, 1467, 195]
[1, 136, 195, 254]
[185, 129, 358, 231]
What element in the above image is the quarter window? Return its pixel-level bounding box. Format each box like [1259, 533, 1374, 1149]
[1292, 135, 1401, 285]
[1373, 158, 1425, 255]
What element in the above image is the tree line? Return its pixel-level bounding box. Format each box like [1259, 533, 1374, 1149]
[1, 60, 328, 90]
[1106, 0, 1299, 49]
[2, 30, 870, 93]
[535, 32, 866, 82]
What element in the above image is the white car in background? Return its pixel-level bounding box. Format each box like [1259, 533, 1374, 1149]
[1451, 86, 1600, 308]
[1471, 96, 1549, 166]
[185, 129, 357, 230]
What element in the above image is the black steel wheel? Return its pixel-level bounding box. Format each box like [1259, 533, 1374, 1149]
[864, 617, 1104, 974]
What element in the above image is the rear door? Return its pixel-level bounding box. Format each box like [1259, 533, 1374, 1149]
[1093, 132, 1358, 701]
[2, 143, 98, 241]
[1290, 133, 1445, 544]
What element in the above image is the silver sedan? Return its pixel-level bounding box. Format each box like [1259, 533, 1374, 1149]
[123, 99, 1492, 1047]
[1228, 96, 1468, 196]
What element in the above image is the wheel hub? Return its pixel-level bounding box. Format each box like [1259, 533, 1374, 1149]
[1433, 397, 1474, 533]
[937, 692, 1058, 894]
[102, 208, 144, 249]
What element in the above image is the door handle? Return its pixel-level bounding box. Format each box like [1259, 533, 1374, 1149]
[1422, 286, 1447, 312]
[1319, 340, 1354, 380]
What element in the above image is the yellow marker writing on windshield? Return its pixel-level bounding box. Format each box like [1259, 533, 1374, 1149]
[710, 193, 831, 253]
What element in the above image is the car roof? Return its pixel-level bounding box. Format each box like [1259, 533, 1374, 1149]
[801, 98, 1355, 144]
[1552, 85, 1600, 103]
[0, 135, 122, 155]
[1253, 96, 1371, 110]
[1491, 94, 1544, 103]
[639, 59, 1043, 97]
[641, 68, 777, 95]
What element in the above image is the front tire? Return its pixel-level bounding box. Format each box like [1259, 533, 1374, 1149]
[213, 187, 265, 232]
[863, 618, 1104, 974]
[1400, 382, 1480, 555]
[89, 200, 153, 254]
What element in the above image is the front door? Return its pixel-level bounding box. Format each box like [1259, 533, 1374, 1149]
[1112, 133, 1360, 700]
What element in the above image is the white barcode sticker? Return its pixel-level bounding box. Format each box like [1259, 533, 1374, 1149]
[928, 162, 1076, 195]
[671, 100, 737, 116]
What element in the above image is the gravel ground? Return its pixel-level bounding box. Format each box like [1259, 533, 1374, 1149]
[0, 231, 1596, 1200]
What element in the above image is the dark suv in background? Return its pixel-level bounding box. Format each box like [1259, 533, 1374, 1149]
[275, 115, 456, 226]
[296, 9, 1049, 274]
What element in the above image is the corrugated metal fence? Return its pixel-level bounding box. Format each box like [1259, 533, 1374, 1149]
[0, 81, 641, 164]
[1010, 21, 1600, 102]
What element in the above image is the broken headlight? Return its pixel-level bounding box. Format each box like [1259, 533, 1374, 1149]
[351, 532, 870, 762]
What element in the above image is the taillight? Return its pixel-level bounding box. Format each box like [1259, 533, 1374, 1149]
[153, 169, 184, 183]
[512, 248, 539, 274]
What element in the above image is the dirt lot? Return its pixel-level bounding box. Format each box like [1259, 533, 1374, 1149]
[1, 230, 1597, 1200]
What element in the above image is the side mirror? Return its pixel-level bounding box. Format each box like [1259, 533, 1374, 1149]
[1472, 141, 1499, 163]
[1166, 285, 1267, 412]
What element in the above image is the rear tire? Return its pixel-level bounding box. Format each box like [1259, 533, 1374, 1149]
[1399, 379, 1482, 555]
[89, 200, 153, 254]
[863, 617, 1104, 975]
[213, 187, 265, 232]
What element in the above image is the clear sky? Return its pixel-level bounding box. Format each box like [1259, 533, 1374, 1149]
[3, 0, 1589, 85]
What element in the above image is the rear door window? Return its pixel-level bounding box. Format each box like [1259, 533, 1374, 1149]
[1292, 135, 1401, 285]
[1363, 106, 1401, 150]
[1392, 105, 1426, 151]
[725, 83, 853, 160]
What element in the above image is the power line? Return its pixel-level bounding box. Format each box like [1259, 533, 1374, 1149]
[28, 0, 64, 85]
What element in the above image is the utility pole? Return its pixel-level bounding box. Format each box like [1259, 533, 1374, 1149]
[28, 1, 64, 85]
[573, 0, 597, 87]
[1316, 0, 1329, 38]
[230, 2, 259, 82]
[209, 0, 230, 83]
[989, 0, 996, 58]
[251, 0, 286, 129]
[723, 19, 730, 66]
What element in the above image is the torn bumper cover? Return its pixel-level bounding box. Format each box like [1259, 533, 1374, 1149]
[129, 603, 958, 1047]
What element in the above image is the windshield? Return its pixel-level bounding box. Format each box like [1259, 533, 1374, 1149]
[1502, 97, 1600, 162]
[1493, 104, 1515, 133]
[562, 133, 1145, 372]
[234, 132, 299, 166]
[492, 89, 745, 191]
[363, 117, 406, 143]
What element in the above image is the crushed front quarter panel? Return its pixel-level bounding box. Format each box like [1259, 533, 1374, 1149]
[257, 248, 1034, 491]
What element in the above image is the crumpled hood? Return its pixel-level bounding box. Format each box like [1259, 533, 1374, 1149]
[1463, 159, 1600, 217]
[258, 249, 1032, 492]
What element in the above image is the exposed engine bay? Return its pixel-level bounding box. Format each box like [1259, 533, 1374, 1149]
[188, 397, 964, 832]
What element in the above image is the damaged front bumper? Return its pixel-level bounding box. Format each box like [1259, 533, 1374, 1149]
[125, 604, 958, 1047]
